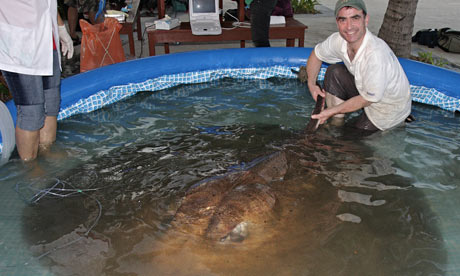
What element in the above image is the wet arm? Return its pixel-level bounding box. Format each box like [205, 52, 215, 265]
[312, 95, 371, 124]
[306, 50, 326, 100]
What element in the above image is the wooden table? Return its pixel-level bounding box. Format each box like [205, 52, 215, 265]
[119, 0, 142, 56]
[147, 18, 307, 56]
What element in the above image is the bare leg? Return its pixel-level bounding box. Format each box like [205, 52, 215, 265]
[88, 11, 96, 24]
[39, 116, 57, 151]
[67, 6, 79, 39]
[88, 7, 104, 25]
[15, 116, 57, 161]
[89, 11, 104, 24]
[16, 126, 40, 161]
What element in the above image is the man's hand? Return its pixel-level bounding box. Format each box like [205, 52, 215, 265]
[311, 106, 338, 125]
[308, 82, 326, 103]
[58, 25, 74, 59]
[312, 95, 371, 125]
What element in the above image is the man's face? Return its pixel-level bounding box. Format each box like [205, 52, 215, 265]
[336, 7, 368, 46]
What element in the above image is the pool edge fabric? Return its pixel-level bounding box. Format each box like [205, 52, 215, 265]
[56, 65, 304, 121]
[1, 47, 459, 158]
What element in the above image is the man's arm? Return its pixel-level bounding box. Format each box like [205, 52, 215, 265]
[312, 95, 371, 124]
[306, 49, 326, 101]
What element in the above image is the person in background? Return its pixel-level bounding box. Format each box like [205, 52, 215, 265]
[234, 0, 292, 47]
[64, 0, 103, 44]
[248, 0, 277, 47]
[271, 0, 293, 18]
[305, 0, 411, 132]
[0, 1, 74, 161]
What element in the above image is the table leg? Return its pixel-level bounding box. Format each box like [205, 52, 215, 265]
[136, 16, 142, 40]
[286, 38, 294, 47]
[164, 43, 170, 54]
[298, 33, 305, 47]
[128, 31, 135, 56]
[148, 33, 156, 56]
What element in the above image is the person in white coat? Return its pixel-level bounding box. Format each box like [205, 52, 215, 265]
[0, 1, 74, 161]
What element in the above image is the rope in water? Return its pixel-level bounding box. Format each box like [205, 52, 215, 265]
[0, 178, 104, 268]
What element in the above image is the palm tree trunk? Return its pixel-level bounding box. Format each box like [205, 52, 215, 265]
[378, 0, 419, 58]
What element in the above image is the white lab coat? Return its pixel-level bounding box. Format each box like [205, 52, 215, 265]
[0, 0, 60, 75]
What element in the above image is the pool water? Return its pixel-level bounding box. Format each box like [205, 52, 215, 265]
[0, 78, 459, 275]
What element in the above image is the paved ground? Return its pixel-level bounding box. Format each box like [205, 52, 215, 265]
[66, 0, 460, 75]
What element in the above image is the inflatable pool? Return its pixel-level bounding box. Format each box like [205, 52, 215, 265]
[1, 47, 459, 163]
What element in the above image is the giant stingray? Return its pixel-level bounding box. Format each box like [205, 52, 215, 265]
[24, 89, 347, 275]
[168, 85, 327, 244]
[166, 92, 330, 246]
[138, 92, 347, 274]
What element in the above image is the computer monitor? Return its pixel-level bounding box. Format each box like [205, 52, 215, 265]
[189, 0, 222, 35]
[191, 0, 217, 14]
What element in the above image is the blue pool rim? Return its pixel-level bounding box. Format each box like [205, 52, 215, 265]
[1, 47, 460, 158]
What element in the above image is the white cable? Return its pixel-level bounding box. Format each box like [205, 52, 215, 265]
[222, 10, 251, 30]
[0, 100, 15, 166]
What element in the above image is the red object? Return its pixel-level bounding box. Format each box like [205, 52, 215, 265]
[79, 18, 126, 72]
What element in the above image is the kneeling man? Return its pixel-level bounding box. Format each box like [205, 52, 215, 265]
[306, 0, 411, 132]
